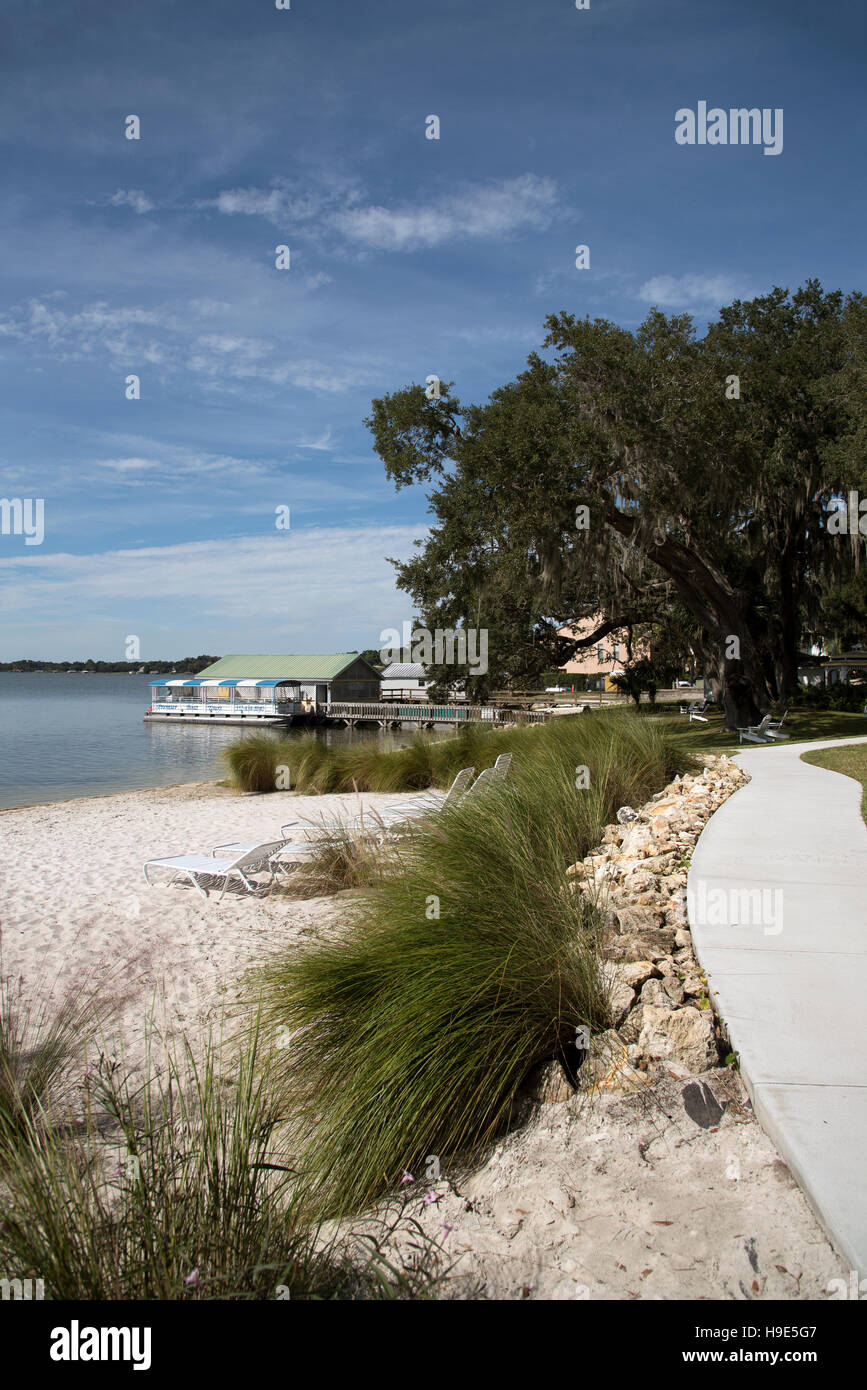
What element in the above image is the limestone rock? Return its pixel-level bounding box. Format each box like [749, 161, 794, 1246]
[612, 959, 659, 991]
[640, 977, 677, 1011]
[635, 1005, 718, 1074]
[609, 980, 636, 1027]
[616, 806, 639, 824]
[614, 904, 666, 934]
[607, 928, 679, 963]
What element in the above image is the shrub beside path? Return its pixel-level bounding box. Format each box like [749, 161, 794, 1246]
[688, 735, 867, 1273]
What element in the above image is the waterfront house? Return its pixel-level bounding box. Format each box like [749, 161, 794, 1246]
[557, 618, 637, 692]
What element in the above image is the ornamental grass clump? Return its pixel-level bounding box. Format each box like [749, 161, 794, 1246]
[249, 711, 692, 1218]
[0, 966, 106, 1158]
[0, 1025, 447, 1300]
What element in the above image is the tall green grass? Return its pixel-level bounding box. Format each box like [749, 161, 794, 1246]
[247, 712, 693, 1218]
[225, 722, 540, 796]
[0, 1025, 448, 1300]
[0, 965, 106, 1155]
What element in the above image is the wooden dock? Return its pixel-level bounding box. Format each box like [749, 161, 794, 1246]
[325, 702, 550, 729]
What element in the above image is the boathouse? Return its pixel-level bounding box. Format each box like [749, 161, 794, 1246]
[145, 653, 381, 726]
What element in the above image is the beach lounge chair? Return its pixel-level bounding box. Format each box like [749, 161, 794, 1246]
[269, 765, 504, 872]
[143, 840, 286, 901]
[279, 764, 478, 840]
[211, 828, 303, 860]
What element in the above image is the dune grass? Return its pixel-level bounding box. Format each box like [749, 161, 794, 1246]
[225, 722, 541, 796]
[247, 712, 693, 1219]
[0, 964, 106, 1156]
[0, 1024, 448, 1300]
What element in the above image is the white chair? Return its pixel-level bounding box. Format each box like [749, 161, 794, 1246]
[737, 714, 774, 744]
[143, 841, 287, 901]
[268, 765, 504, 872]
[284, 765, 478, 840]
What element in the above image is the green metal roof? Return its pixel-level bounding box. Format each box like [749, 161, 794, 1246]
[196, 653, 374, 681]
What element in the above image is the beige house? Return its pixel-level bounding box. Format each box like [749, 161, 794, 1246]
[557, 618, 649, 691]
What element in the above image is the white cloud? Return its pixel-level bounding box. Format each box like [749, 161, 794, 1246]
[330, 175, 560, 252]
[0, 295, 381, 395]
[109, 189, 155, 214]
[637, 273, 749, 308]
[0, 528, 426, 652]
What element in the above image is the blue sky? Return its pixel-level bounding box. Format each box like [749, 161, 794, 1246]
[0, 0, 864, 660]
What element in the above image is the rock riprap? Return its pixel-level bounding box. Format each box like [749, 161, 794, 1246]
[566, 754, 750, 1082]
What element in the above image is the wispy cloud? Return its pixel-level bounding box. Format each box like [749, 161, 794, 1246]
[108, 188, 154, 214]
[0, 295, 380, 394]
[0, 528, 426, 653]
[330, 175, 561, 252]
[206, 172, 562, 253]
[637, 273, 750, 309]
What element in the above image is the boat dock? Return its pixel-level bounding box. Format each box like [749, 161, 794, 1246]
[324, 702, 550, 728]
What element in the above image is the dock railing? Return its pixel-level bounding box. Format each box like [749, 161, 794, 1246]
[326, 702, 548, 726]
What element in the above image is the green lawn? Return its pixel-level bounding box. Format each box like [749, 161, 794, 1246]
[801, 743, 867, 824]
[643, 705, 867, 756]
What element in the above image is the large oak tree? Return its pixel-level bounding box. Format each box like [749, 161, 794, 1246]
[365, 282, 866, 727]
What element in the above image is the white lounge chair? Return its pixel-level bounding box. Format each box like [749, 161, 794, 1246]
[143, 840, 286, 901]
[737, 714, 774, 744]
[269, 765, 504, 872]
[766, 710, 790, 738]
[281, 765, 478, 840]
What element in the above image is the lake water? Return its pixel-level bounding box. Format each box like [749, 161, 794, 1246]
[0, 674, 428, 810]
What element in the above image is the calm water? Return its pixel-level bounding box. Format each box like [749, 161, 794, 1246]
[0, 674, 425, 810]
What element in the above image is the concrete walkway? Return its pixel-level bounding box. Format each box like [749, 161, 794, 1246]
[688, 736, 867, 1272]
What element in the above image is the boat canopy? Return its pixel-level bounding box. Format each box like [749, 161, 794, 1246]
[150, 678, 288, 687]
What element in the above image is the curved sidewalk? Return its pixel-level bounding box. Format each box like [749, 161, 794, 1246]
[688, 736, 867, 1271]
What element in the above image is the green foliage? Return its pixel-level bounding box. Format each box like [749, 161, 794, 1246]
[365, 284, 867, 726]
[246, 713, 694, 1218]
[790, 680, 866, 712]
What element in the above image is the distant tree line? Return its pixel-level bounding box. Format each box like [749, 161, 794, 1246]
[0, 655, 221, 673]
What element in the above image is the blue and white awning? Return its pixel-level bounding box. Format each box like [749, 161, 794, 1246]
[150, 677, 290, 688]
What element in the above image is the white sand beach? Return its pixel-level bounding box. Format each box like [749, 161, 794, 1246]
[0, 781, 405, 1075]
[0, 777, 849, 1299]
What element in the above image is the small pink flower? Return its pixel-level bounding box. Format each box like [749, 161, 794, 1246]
[442, 1223, 455, 1237]
[400, 1170, 415, 1185]
[184, 1269, 201, 1288]
[423, 1190, 438, 1205]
